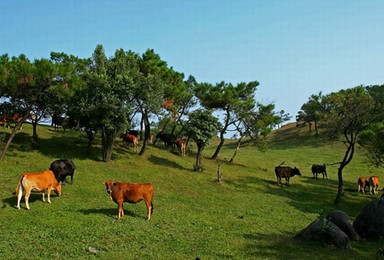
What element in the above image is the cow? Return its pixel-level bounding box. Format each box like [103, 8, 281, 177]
[13, 170, 62, 209]
[369, 175, 380, 195]
[311, 164, 327, 179]
[275, 162, 302, 186]
[155, 132, 176, 148]
[173, 139, 187, 156]
[51, 115, 67, 131]
[0, 113, 24, 130]
[358, 177, 370, 194]
[104, 180, 154, 221]
[49, 159, 76, 184]
[120, 133, 139, 152]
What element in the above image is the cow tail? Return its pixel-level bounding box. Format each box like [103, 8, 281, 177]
[13, 174, 25, 195]
[277, 161, 285, 167]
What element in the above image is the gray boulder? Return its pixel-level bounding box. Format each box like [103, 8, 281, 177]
[327, 210, 361, 241]
[294, 217, 351, 249]
[353, 196, 384, 239]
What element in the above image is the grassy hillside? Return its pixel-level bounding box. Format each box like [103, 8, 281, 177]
[0, 123, 382, 259]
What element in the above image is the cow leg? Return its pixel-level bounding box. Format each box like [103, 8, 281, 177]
[16, 185, 23, 209]
[145, 200, 152, 221]
[42, 191, 45, 202]
[117, 202, 123, 220]
[46, 188, 52, 203]
[24, 189, 31, 210]
[70, 174, 74, 184]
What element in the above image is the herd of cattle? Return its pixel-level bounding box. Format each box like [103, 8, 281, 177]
[274, 161, 381, 195]
[12, 159, 154, 220]
[120, 131, 187, 156]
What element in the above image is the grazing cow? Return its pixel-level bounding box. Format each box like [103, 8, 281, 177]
[358, 177, 370, 194]
[147, 134, 154, 144]
[275, 162, 302, 186]
[120, 133, 139, 152]
[49, 159, 76, 184]
[104, 180, 154, 220]
[0, 113, 24, 130]
[51, 115, 67, 131]
[155, 132, 176, 148]
[369, 176, 380, 195]
[13, 170, 61, 209]
[173, 139, 187, 156]
[311, 164, 327, 179]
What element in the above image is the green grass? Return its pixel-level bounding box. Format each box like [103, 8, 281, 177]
[0, 123, 383, 259]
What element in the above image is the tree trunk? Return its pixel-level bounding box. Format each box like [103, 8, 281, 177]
[334, 163, 345, 205]
[139, 111, 150, 156]
[229, 136, 243, 163]
[32, 121, 38, 142]
[101, 127, 116, 162]
[194, 144, 204, 171]
[211, 109, 230, 159]
[0, 111, 30, 160]
[314, 120, 319, 136]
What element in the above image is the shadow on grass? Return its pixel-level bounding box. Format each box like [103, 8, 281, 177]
[148, 155, 189, 170]
[2, 193, 60, 209]
[224, 174, 375, 217]
[78, 207, 140, 219]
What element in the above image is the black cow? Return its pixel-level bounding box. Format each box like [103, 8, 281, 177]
[275, 162, 302, 186]
[52, 115, 67, 131]
[49, 159, 76, 184]
[311, 164, 327, 179]
[155, 133, 176, 148]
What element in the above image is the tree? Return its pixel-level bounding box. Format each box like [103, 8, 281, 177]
[229, 103, 280, 163]
[296, 92, 323, 135]
[0, 55, 58, 159]
[133, 49, 185, 155]
[195, 80, 259, 159]
[82, 45, 132, 162]
[358, 84, 384, 167]
[321, 86, 380, 204]
[185, 109, 221, 171]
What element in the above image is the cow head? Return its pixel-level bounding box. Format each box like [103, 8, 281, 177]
[292, 167, 302, 177]
[104, 180, 115, 194]
[54, 182, 62, 196]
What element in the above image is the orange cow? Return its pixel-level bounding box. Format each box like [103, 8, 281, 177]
[104, 180, 154, 220]
[369, 175, 380, 195]
[13, 170, 62, 209]
[120, 133, 139, 152]
[0, 113, 24, 130]
[358, 177, 369, 194]
[173, 139, 187, 156]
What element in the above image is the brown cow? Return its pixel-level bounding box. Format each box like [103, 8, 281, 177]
[274, 162, 302, 186]
[13, 170, 62, 209]
[104, 180, 154, 220]
[0, 113, 24, 130]
[120, 133, 139, 152]
[358, 177, 369, 194]
[369, 176, 380, 195]
[173, 139, 187, 156]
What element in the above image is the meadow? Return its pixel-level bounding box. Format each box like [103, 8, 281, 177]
[0, 123, 383, 259]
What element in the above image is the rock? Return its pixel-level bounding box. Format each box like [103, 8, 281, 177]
[353, 196, 384, 239]
[294, 217, 350, 249]
[327, 210, 361, 241]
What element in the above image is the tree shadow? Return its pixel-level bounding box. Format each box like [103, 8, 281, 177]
[148, 155, 189, 170]
[224, 174, 375, 218]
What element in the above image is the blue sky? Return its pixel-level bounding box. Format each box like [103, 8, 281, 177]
[1, 1, 384, 123]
